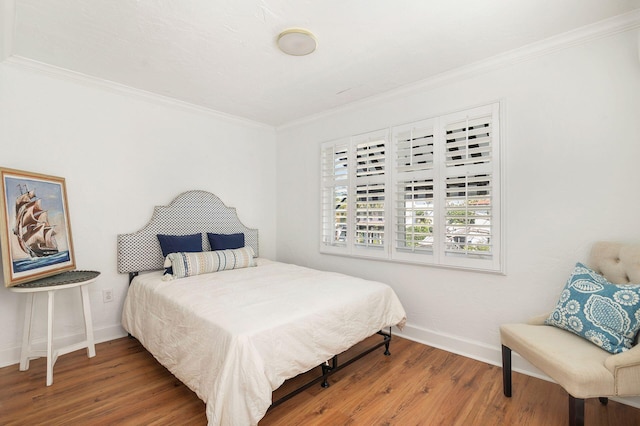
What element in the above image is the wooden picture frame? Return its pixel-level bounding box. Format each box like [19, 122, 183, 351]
[0, 168, 75, 287]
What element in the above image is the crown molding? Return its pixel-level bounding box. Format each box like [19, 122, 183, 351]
[278, 8, 640, 131]
[2, 55, 274, 130]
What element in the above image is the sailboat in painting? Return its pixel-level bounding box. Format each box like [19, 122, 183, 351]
[13, 184, 59, 258]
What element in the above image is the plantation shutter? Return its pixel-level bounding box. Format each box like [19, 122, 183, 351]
[440, 103, 500, 268]
[352, 130, 388, 252]
[392, 118, 436, 259]
[320, 139, 349, 250]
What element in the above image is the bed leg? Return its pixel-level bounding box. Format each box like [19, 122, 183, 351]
[321, 355, 338, 388]
[378, 328, 392, 356]
[321, 365, 330, 388]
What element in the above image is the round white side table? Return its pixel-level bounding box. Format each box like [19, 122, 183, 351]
[9, 270, 100, 386]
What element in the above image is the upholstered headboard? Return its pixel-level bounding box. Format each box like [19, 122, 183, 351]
[588, 241, 640, 284]
[117, 190, 259, 274]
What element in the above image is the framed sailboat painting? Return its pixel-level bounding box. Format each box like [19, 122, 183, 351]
[0, 168, 76, 287]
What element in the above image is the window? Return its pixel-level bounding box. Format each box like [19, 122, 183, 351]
[438, 105, 499, 270]
[321, 138, 349, 248]
[392, 117, 436, 258]
[353, 130, 388, 254]
[320, 102, 502, 272]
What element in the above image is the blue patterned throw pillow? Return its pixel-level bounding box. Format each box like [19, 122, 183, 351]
[545, 262, 640, 354]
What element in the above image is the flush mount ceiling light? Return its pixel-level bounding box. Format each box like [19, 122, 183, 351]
[277, 28, 317, 56]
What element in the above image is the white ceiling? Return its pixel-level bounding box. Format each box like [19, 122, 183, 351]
[3, 0, 640, 126]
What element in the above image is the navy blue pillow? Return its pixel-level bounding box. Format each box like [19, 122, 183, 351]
[207, 233, 245, 251]
[157, 234, 202, 257]
[157, 234, 202, 275]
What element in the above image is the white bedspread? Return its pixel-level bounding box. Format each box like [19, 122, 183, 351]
[121, 259, 406, 425]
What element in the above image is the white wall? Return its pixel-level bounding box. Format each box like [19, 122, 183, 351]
[0, 63, 277, 366]
[275, 29, 640, 373]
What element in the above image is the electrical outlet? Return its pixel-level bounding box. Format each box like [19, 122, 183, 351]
[103, 288, 114, 303]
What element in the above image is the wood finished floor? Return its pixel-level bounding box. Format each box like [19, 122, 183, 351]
[1, 335, 639, 425]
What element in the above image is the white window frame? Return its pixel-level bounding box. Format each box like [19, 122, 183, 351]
[320, 102, 503, 273]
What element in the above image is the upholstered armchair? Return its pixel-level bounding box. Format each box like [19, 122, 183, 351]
[500, 242, 640, 426]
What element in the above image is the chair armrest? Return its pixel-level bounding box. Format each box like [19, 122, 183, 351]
[604, 344, 640, 396]
[527, 312, 550, 325]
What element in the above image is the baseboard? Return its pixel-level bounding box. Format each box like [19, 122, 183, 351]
[0, 324, 127, 368]
[396, 323, 640, 410]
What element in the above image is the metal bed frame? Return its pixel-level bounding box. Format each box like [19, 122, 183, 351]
[269, 329, 391, 409]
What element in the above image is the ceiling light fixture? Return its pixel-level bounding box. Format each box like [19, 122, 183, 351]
[277, 28, 317, 56]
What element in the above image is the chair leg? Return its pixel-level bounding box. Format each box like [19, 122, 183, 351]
[568, 395, 585, 426]
[501, 344, 512, 397]
[598, 397, 608, 405]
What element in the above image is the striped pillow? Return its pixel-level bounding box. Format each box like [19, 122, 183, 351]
[163, 246, 255, 279]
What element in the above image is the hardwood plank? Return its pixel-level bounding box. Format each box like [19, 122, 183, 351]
[0, 336, 638, 425]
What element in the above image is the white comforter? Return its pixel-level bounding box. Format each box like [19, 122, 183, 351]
[121, 259, 406, 425]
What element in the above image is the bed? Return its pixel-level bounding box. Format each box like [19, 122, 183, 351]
[117, 190, 407, 425]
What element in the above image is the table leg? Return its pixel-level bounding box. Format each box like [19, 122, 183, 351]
[46, 289, 55, 386]
[80, 285, 96, 358]
[19, 293, 34, 371]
